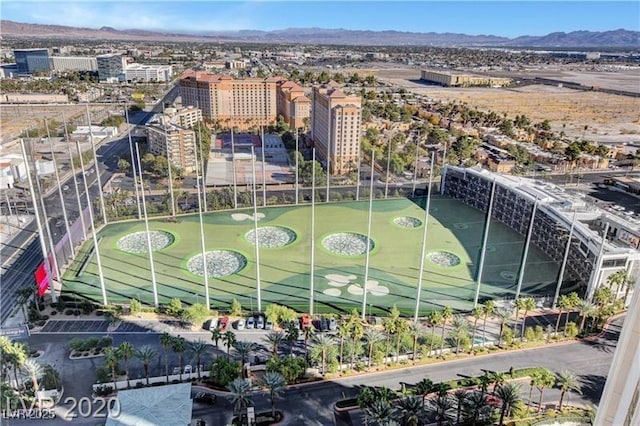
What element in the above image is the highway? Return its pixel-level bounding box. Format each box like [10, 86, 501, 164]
[0, 85, 179, 325]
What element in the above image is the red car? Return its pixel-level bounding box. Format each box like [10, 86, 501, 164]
[300, 314, 312, 331]
[218, 316, 229, 332]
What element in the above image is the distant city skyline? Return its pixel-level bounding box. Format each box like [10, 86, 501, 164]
[1, 1, 638, 38]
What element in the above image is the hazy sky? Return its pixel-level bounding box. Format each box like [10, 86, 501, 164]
[2, 1, 638, 37]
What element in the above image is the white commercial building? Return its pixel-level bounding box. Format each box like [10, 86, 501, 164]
[50, 56, 98, 72]
[71, 126, 118, 142]
[124, 64, 172, 83]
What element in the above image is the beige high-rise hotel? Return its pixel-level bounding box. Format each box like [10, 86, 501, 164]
[311, 83, 362, 175]
[179, 71, 310, 131]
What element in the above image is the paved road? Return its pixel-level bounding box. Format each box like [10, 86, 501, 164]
[9, 315, 622, 426]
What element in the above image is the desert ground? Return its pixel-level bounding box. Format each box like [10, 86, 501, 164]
[375, 67, 640, 145]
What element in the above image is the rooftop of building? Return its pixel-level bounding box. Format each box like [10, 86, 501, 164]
[446, 165, 640, 254]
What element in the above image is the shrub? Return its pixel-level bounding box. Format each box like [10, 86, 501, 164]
[534, 325, 545, 341]
[166, 298, 183, 317]
[502, 328, 514, 347]
[565, 322, 579, 338]
[229, 298, 243, 317]
[65, 310, 74, 316]
[524, 327, 536, 342]
[94, 385, 113, 396]
[130, 298, 142, 314]
[81, 300, 95, 314]
[96, 367, 110, 383]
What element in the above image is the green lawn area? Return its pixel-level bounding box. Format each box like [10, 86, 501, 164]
[62, 197, 560, 315]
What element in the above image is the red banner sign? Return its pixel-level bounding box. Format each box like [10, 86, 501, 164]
[35, 263, 49, 297]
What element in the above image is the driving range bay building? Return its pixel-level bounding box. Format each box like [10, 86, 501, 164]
[441, 166, 639, 304]
[311, 83, 362, 175]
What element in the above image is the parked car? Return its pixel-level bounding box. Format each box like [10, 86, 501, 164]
[300, 314, 311, 330]
[256, 316, 265, 330]
[265, 319, 274, 330]
[246, 317, 255, 329]
[206, 317, 219, 331]
[320, 317, 329, 332]
[236, 318, 245, 330]
[328, 317, 337, 331]
[183, 365, 192, 375]
[194, 392, 216, 405]
[218, 316, 229, 332]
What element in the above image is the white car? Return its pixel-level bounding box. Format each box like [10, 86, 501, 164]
[236, 319, 246, 330]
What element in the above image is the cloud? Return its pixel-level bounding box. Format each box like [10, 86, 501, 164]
[1, 1, 260, 32]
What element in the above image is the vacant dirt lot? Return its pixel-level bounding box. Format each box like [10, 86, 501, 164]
[0, 104, 114, 145]
[376, 68, 640, 145]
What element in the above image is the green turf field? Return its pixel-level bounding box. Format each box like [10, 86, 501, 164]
[61, 197, 561, 315]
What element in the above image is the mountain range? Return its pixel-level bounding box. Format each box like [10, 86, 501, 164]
[1, 20, 638, 48]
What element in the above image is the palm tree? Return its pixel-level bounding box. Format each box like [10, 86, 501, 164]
[532, 368, 555, 413]
[21, 359, 43, 393]
[555, 294, 570, 336]
[577, 300, 596, 334]
[171, 336, 186, 381]
[302, 326, 314, 360]
[222, 330, 237, 361]
[623, 276, 635, 306]
[495, 309, 510, 347]
[462, 391, 491, 426]
[409, 323, 421, 363]
[263, 331, 284, 358]
[449, 315, 469, 354]
[427, 310, 443, 357]
[226, 377, 252, 417]
[478, 371, 492, 396]
[439, 306, 453, 355]
[117, 341, 135, 389]
[556, 370, 581, 412]
[135, 346, 157, 386]
[491, 372, 507, 394]
[103, 347, 120, 392]
[189, 339, 209, 380]
[311, 334, 335, 376]
[607, 269, 627, 301]
[482, 300, 496, 344]
[261, 371, 285, 417]
[519, 297, 536, 341]
[159, 332, 172, 383]
[430, 392, 454, 426]
[364, 399, 395, 426]
[562, 293, 580, 336]
[233, 341, 255, 367]
[495, 382, 521, 425]
[15, 286, 33, 323]
[398, 395, 423, 426]
[337, 323, 350, 369]
[453, 388, 468, 424]
[363, 329, 384, 368]
[211, 328, 222, 348]
[513, 298, 525, 335]
[414, 377, 433, 408]
[470, 306, 483, 352]
[285, 323, 299, 356]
